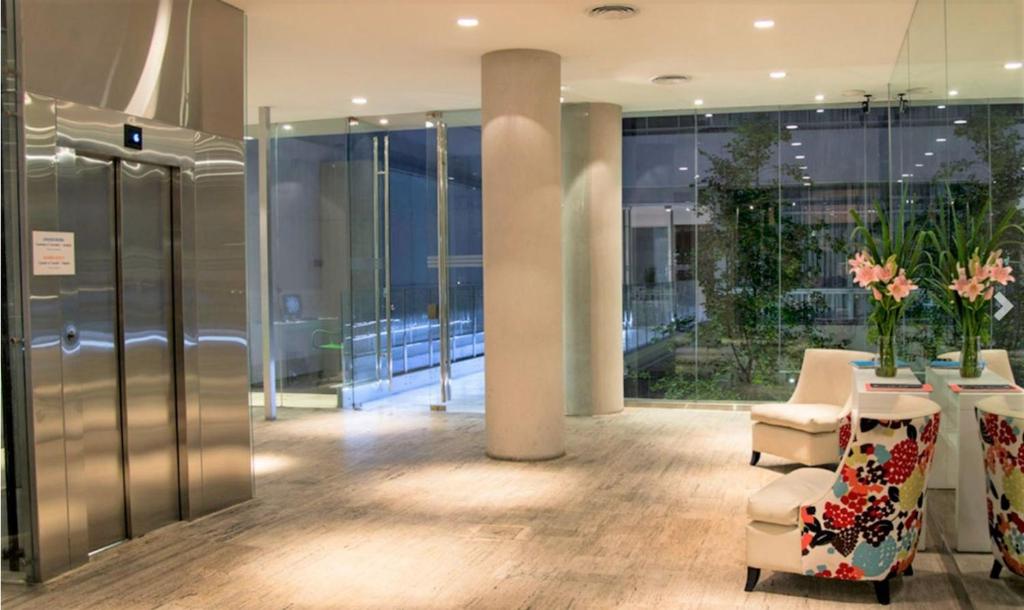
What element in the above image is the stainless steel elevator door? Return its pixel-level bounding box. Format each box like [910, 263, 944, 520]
[57, 152, 126, 551]
[118, 161, 180, 536]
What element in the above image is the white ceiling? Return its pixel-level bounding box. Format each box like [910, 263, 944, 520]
[235, 0, 928, 123]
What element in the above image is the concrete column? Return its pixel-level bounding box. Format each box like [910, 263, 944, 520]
[482, 49, 565, 460]
[563, 103, 624, 416]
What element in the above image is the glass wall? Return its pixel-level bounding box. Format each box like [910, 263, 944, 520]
[622, 0, 1022, 402]
[623, 105, 889, 401]
[247, 112, 483, 410]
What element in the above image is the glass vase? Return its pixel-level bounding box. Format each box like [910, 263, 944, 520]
[876, 334, 897, 378]
[960, 334, 982, 378]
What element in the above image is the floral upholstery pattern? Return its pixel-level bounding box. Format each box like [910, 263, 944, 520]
[976, 409, 1024, 576]
[798, 412, 940, 581]
[838, 411, 853, 461]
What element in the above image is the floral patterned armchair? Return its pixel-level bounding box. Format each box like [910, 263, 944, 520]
[746, 396, 940, 605]
[975, 396, 1024, 579]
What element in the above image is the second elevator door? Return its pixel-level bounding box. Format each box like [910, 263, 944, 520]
[118, 160, 179, 537]
[60, 153, 179, 551]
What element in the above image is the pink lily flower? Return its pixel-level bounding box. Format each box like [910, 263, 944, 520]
[969, 254, 990, 281]
[873, 261, 895, 283]
[872, 286, 884, 302]
[963, 276, 985, 302]
[949, 265, 970, 295]
[853, 265, 876, 288]
[847, 250, 872, 271]
[984, 286, 995, 301]
[990, 261, 1015, 286]
[887, 271, 918, 302]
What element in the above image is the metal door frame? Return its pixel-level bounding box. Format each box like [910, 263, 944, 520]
[21, 93, 250, 580]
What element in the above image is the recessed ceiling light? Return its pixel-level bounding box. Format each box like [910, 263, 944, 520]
[786, 124, 798, 130]
[915, 163, 924, 167]
[803, 182, 812, 186]
[936, 137, 947, 142]
[588, 4, 640, 19]
[795, 154, 805, 160]
[651, 74, 692, 85]
[457, 17, 479, 27]
[937, 105, 946, 109]
[348, 118, 359, 126]
[705, 113, 713, 118]
[754, 19, 775, 29]
[814, 94, 825, 102]
[790, 141, 802, 146]
[799, 165, 808, 170]
[924, 151, 934, 156]
[425, 120, 435, 128]
[352, 97, 368, 105]
[281, 124, 293, 130]
[1005, 61, 1023, 70]
[816, 108, 824, 113]
[901, 173, 911, 178]
[802, 175, 811, 180]
[560, 96, 565, 103]
[954, 119, 967, 125]
[769, 71, 787, 79]
[948, 89, 959, 96]
[694, 99, 704, 106]
[379, 118, 389, 125]
[678, 166, 689, 171]
[243, 135, 254, 140]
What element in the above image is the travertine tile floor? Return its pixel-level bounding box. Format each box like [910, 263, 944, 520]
[3, 406, 1021, 609]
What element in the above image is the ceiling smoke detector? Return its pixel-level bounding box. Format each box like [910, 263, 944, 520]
[587, 4, 639, 19]
[651, 74, 691, 86]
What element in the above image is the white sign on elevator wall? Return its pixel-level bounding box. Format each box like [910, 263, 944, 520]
[32, 231, 75, 276]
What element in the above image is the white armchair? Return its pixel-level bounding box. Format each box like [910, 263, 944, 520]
[746, 396, 942, 604]
[750, 348, 873, 466]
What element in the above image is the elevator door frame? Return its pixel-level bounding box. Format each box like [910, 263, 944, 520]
[21, 94, 251, 580]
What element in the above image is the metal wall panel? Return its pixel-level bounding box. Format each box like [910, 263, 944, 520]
[20, 0, 243, 139]
[55, 152, 125, 551]
[22, 92, 82, 581]
[118, 161, 180, 535]
[193, 133, 252, 511]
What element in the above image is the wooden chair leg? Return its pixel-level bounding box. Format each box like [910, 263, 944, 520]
[744, 567, 761, 592]
[750, 451, 761, 466]
[990, 560, 1003, 579]
[873, 579, 891, 605]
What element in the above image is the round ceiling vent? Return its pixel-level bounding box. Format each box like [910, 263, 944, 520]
[651, 74, 692, 86]
[587, 4, 640, 19]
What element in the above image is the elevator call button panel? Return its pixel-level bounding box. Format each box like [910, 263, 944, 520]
[124, 124, 143, 150]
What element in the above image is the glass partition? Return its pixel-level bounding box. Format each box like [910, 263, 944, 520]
[247, 111, 484, 412]
[889, 1, 1022, 606]
[623, 103, 890, 401]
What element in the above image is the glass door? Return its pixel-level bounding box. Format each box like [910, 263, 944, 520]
[347, 113, 443, 409]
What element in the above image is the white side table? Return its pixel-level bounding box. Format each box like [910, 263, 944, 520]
[925, 367, 1021, 553]
[850, 367, 931, 417]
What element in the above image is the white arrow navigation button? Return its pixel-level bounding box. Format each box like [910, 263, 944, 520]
[994, 291, 1014, 321]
